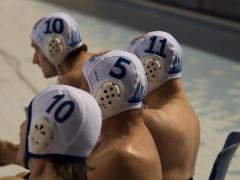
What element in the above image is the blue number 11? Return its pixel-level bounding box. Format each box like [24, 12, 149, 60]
[144, 36, 167, 58]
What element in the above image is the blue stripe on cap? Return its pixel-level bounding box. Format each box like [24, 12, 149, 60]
[24, 100, 33, 169]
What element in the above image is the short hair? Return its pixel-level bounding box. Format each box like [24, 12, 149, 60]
[65, 44, 88, 60]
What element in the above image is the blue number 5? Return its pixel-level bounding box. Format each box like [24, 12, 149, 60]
[109, 57, 131, 79]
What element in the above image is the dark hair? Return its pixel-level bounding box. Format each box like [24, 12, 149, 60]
[51, 160, 93, 180]
[65, 44, 88, 60]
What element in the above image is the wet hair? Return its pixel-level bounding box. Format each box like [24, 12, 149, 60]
[65, 44, 88, 60]
[51, 160, 93, 180]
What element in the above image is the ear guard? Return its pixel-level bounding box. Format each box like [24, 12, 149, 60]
[96, 80, 123, 116]
[142, 55, 165, 88]
[29, 116, 55, 154]
[47, 35, 65, 58]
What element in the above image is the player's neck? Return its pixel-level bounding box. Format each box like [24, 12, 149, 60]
[28, 159, 60, 180]
[102, 109, 143, 138]
[147, 79, 185, 108]
[58, 51, 91, 75]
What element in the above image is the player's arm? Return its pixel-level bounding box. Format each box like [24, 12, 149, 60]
[0, 172, 27, 180]
[0, 140, 19, 166]
[90, 50, 110, 57]
[0, 177, 24, 180]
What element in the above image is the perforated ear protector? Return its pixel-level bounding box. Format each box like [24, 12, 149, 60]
[142, 55, 165, 87]
[29, 116, 55, 154]
[47, 35, 65, 58]
[96, 80, 123, 115]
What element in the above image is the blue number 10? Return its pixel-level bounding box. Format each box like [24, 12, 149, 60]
[44, 18, 64, 34]
[46, 94, 75, 123]
[144, 36, 167, 58]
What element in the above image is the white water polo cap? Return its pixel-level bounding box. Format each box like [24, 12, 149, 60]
[24, 85, 102, 169]
[32, 12, 83, 66]
[83, 50, 147, 120]
[127, 31, 183, 92]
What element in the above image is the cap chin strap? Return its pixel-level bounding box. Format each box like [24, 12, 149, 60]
[96, 80, 123, 118]
[142, 55, 165, 92]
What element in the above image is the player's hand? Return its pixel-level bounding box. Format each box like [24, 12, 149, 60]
[15, 172, 28, 178]
[0, 140, 19, 166]
[91, 50, 110, 57]
[0, 176, 24, 180]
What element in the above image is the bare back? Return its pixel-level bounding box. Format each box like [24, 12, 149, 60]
[144, 80, 200, 180]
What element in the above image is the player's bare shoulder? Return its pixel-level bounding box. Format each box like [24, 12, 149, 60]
[88, 140, 161, 180]
[143, 107, 187, 147]
[143, 108, 170, 132]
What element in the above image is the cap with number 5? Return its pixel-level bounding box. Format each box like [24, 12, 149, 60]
[24, 85, 102, 169]
[83, 50, 147, 119]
